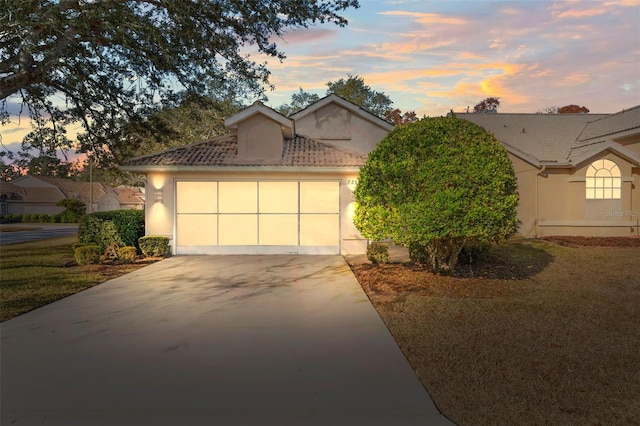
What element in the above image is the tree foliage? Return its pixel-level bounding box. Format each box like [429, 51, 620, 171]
[81, 92, 241, 168]
[557, 104, 590, 114]
[1, 0, 359, 155]
[384, 109, 418, 126]
[539, 104, 590, 114]
[26, 155, 78, 178]
[473, 97, 500, 113]
[326, 74, 392, 118]
[354, 115, 519, 273]
[276, 87, 320, 116]
[275, 74, 416, 123]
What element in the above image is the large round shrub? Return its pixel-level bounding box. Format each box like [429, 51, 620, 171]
[354, 115, 519, 273]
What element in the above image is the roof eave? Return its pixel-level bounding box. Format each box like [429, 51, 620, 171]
[570, 140, 640, 168]
[119, 165, 363, 174]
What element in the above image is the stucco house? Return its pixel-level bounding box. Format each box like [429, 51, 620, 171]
[1, 175, 145, 216]
[123, 96, 640, 257]
[121, 95, 393, 255]
[459, 106, 640, 237]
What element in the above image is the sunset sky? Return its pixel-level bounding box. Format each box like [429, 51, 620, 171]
[2, 0, 639, 155]
[261, 0, 639, 116]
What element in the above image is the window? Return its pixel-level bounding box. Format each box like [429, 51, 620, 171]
[585, 159, 621, 199]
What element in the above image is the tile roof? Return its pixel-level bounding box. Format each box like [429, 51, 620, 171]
[19, 187, 65, 203]
[0, 181, 24, 196]
[113, 186, 145, 204]
[458, 113, 609, 164]
[123, 135, 368, 168]
[34, 176, 106, 203]
[577, 105, 640, 142]
[6, 176, 145, 208]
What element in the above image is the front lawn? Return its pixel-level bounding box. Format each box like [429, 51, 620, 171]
[351, 238, 640, 426]
[0, 237, 157, 322]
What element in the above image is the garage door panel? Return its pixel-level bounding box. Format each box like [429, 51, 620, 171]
[219, 214, 258, 245]
[300, 182, 339, 213]
[259, 215, 298, 245]
[177, 214, 217, 245]
[300, 214, 339, 246]
[259, 182, 298, 213]
[219, 182, 257, 213]
[177, 182, 217, 214]
[177, 180, 340, 254]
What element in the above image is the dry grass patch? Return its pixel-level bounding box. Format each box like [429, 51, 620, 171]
[352, 239, 640, 426]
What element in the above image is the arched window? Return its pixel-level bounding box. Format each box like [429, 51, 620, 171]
[585, 159, 621, 199]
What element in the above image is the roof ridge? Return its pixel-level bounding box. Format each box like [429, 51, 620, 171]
[585, 104, 640, 124]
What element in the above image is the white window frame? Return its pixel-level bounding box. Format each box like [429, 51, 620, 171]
[585, 159, 621, 200]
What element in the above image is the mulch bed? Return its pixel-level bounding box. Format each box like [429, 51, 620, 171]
[543, 236, 640, 247]
[352, 263, 535, 299]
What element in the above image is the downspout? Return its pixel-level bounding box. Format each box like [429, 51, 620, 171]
[535, 165, 546, 238]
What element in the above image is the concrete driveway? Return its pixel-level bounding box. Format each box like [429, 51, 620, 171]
[1, 255, 453, 425]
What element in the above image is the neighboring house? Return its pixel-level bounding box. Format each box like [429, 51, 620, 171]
[122, 94, 394, 255]
[459, 106, 640, 237]
[1, 175, 145, 216]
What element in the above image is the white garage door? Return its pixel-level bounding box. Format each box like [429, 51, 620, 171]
[175, 181, 340, 254]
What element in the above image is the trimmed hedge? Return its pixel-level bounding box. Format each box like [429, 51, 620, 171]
[74, 245, 101, 265]
[139, 235, 170, 257]
[78, 210, 145, 252]
[118, 246, 138, 263]
[367, 241, 390, 264]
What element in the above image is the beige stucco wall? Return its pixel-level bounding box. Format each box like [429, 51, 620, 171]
[237, 115, 284, 160]
[146, 170, 366, 255]
[509, 154, 538, 237]
[617, 134, 640, 155]
[294, 104, 389, 155]
[535, 151, 639, 237]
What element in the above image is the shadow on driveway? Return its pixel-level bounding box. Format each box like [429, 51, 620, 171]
[1, 255, 454, 425]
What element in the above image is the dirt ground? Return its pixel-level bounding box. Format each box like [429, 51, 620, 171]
[543, 235, 640, 247]
[350, 237, 640, 425]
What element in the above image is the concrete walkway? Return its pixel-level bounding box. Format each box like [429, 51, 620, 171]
[1, 255, 453, 425]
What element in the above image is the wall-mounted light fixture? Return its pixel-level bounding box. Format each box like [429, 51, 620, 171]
[154, 189, 163, 203]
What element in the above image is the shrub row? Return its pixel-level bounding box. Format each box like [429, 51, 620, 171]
[78, 210, 145, 252]
[72, 236, 170, 265]
[0, 213, 79, 223]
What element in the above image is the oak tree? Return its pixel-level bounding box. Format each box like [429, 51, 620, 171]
[1, 0, 359, 155]
[473, 97, 500, 113]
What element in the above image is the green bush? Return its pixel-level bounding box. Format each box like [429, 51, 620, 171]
[139, 235, 170, 257]
[354, 115, 519, 273]
[367, 241, 390, 264]
[118, 246, 138, 263]
[9, 214, 22, 222]
[55, 198, 86, 223]
[38, 214, 51, 223]
[78, 210, 145, 251]
[409, 243, 429, 264]
[74, 245, 100, 265]
[72, 242, 93, 251]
